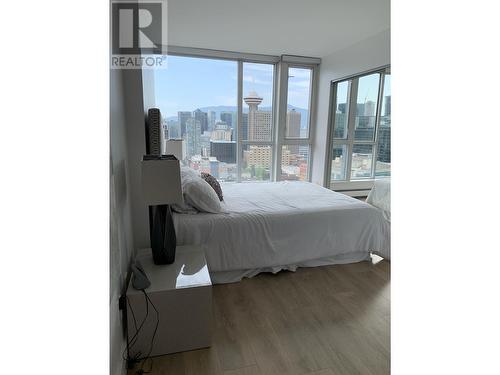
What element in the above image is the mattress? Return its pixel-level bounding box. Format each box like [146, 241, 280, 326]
[173, 181, 390, 283]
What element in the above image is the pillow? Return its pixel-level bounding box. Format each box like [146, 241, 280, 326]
[173, 167, 222, 213]
[171, 200, 198, 214]
[183, 175, 222, 213]
[201, 172, 223, 201]
[171, 167, 200, 214]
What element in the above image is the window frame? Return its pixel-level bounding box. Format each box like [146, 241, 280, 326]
[148, 46, 319, 183]
[325, 66, 390, 191]
[238, 60, 279, 182]
[276, 62, 319, 182]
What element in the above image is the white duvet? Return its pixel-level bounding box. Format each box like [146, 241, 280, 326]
[173, 181, 390, 282]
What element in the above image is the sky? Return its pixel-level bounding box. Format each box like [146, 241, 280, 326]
[336, 73, 391, 115]
[154, 55, 312, 118]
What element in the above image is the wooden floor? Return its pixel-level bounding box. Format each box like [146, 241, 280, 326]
[129, 256, 390, 375]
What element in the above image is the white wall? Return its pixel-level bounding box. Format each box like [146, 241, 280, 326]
[121, 69, 151, 250]
[110, 69, 136, 375]
[311, 28, 391, 186]
[110, 63, 157, 375]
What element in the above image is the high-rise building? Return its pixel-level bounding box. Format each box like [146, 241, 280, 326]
[244, 145, 272, 169]
[178, 111, 192, 137]
[208, 111, 217, 132]
[338, 103, 347, 114]
[364, 100, 376, 116]
[333, 112, 347, 138]
[354, 100, 376, 141]
[193, 109, 208, 133]
[241, 113, 248, 141]
[162, 121, 169, 140]
[220, 111, 236, 130]
[200, 131, 211, 157]
[378, 95, 391, 164]
[298, 145, 309, 160]
[280, 147, 299, 178]
[210, 141, 236, 164]
[244, 146, 291, 170]
[384, 96, 391, 116]
[356, 103, 365, 116]
[161, 123, 169, 154]
[244, 91, 272, 141]
[167, 120, 180, 139]
[211, 122, 232, 141]
[377, 126, 391, 163]
[286, 109, 301, 154]
[185, 118, 201, 158]
[286, 109, 301, 138]
[281, 148, 292, 166]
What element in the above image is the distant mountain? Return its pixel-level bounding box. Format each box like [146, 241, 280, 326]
[198, 105, 238, 114]
[164, 105, 309, 130]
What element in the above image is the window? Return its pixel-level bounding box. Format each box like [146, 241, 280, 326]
[242, 144, 272, 181]
[279, 66, 314, 181]
[333, 81, 349, 139]
[331, 145, 347, 181]
[328, 68, 391, 188]
[151, 51, 318, 183]
[154, 55, 238, 181]
[241, 62, 275, 182]
[376, 74, 391, 177]
[285, 67, 311, 139]
[281, 144, 310, 181]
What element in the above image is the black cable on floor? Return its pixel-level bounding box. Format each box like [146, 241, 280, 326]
[123, 293, 149, 364]
[138, 290, 160, 374]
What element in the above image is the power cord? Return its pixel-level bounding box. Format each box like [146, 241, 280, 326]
[137, 290, 160, 374]
[123, 294, 149, 368]
[122, 290, 160, 374]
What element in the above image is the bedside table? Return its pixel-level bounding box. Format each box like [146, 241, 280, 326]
[126, 245, 212, 358]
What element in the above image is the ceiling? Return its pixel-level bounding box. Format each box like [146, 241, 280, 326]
[166, 0, 390, 58]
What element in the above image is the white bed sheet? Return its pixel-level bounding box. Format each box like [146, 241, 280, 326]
[366, 178, 391, 222]
[366, 179, 391, 259]
[173, 181, 390, 282]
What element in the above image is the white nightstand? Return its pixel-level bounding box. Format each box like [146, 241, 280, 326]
[126, 245, 212, 358]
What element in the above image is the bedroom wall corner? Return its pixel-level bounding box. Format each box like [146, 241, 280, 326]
[110, 65, 156, 375]
[311, 28, 391, 187]
[121, 68, 150, 249]
[110, 68, 136, 375]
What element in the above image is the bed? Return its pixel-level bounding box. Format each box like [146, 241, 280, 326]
[173, 181, 390, 284]
[366, 178, 391, 222]
[366, 178, 391, 260]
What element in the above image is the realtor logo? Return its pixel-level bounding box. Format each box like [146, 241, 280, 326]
[111, 0, 167, 69]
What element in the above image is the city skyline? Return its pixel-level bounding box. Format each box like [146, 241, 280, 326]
[158, 92, 308, 182]
[154, 55, 312, 118]
[153, 55, 390, 183]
